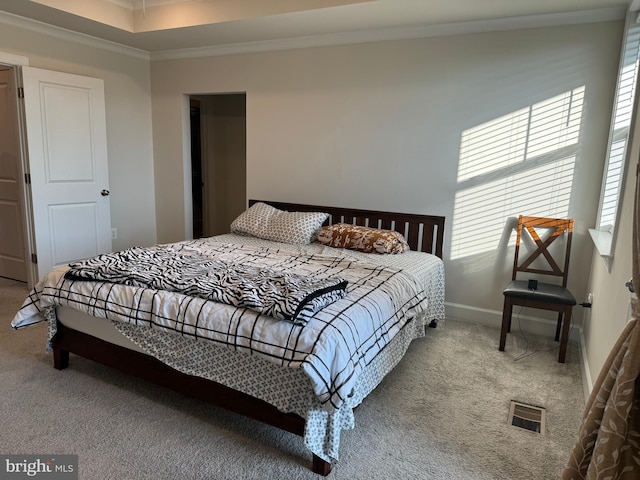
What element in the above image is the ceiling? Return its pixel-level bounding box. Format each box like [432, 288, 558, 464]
[0, 0, 633, 56]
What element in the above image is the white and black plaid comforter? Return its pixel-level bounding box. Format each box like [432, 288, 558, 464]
[12, 239, 430, 411]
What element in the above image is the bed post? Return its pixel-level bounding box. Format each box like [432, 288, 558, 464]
[53, 346, 69, 370]
[312, 455, 332, 476]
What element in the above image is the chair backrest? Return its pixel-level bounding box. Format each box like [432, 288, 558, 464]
[512, 216, 574, 287]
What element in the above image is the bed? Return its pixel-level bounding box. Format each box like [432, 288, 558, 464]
[11, 200, 445, 475]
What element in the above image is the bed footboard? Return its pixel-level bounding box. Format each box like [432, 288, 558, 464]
[50, 322, 332, 476]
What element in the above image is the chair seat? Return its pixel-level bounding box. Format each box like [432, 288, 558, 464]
[503, 280, 576, 305]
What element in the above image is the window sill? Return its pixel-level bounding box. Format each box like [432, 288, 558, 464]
[588, 228, 613, 272]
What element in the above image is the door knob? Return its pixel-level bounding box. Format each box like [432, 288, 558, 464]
[101, 189, 110, 196]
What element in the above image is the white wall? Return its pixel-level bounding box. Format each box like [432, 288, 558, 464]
[582, 104, 637, 391]
[151, 22, 622, 337]
[0, 16, 157, 251]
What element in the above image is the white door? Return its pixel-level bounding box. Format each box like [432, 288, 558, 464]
[22, 66, 112, 280]
[0, 67, 28, 281]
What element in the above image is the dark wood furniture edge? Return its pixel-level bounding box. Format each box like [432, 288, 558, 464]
[249, 199, 445, 258]
[51, 323, 332, 476]
[500, 296, 573, 363]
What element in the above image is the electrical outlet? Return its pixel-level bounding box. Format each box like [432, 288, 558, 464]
[111, 228, 117, 240]
[587, 292, 593, 304]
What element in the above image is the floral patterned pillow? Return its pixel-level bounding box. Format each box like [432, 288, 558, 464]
[317, 224, 409, 254]
[230, 202, 329, 245]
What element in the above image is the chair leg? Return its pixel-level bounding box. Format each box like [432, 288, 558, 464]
[499, 299, 512, 352]
[554, 312, 563, 342]
[558, 307, 572, 363]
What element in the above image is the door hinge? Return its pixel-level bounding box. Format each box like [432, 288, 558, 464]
[31, 253, 37, 264]
[18, 87, 24, 99]
[24, 173, 31, 185]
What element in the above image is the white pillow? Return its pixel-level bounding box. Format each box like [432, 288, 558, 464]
[230, 202, 329, 245]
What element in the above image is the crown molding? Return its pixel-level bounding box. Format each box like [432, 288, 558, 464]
[150, 6, 626, 61]
[106, 0, 197, 9]
[0, 51, 29, 66]
[102, 0, 134, 9]
[0, 6, 626, 63]
[0, 10, 150, 60]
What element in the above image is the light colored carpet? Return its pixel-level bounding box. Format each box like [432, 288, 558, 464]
[0, 277, 584, 479]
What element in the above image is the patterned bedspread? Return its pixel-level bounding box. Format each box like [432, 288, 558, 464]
[65, 245, 348, 324]
[12, 238, 434, 412]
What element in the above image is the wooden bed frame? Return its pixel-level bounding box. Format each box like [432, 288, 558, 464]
[50, 200, 445, 476]
[250, 200, 445, 258]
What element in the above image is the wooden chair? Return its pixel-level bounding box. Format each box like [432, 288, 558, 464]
[499, 216, 576, 363]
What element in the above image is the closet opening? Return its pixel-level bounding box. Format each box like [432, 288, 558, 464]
[189, 93, 246, 239]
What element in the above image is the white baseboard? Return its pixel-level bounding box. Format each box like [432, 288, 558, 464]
[444, 302, 581, 343]
[445, 302, 590, 402]
[579, 329, 593, 403]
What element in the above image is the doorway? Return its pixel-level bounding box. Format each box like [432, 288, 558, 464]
[0, 65, 28, 282]
[0, 59, 112, 288]
[190, 93, 246, 238]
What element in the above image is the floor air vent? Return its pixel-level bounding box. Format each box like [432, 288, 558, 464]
[508, 401, 546, 434]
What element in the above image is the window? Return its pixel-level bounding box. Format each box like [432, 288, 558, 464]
[590, 10, 640, 270]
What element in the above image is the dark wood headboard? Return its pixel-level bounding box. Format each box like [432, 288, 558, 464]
[249, 199, 445, 259]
